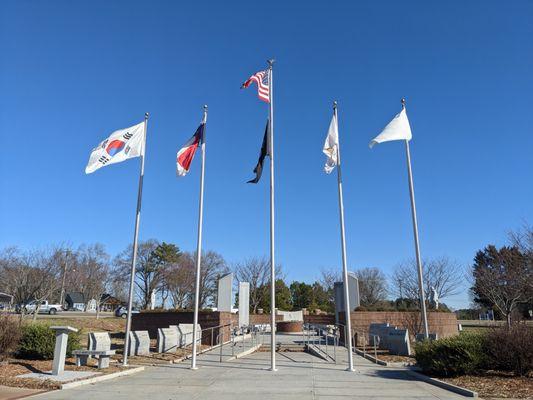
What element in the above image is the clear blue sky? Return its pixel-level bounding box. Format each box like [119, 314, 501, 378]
[1, 1, 532, 309]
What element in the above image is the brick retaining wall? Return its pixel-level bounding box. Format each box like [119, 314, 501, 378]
[338, 311, 458, 341]
[132, 311, 283, 345]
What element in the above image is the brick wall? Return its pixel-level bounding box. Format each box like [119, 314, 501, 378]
[304, 314, 335, 325]
[132, 311, 283, 345]
[338, 311, 458, 341]
[131, 311, 233, 345]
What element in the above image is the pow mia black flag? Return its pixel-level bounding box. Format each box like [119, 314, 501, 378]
[248, 120, 270, 184]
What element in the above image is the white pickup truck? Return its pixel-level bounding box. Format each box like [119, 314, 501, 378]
[18, 300, 63, 315]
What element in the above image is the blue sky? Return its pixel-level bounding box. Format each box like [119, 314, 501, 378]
[1, 1, 532, 309]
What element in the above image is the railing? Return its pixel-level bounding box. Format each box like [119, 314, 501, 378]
[304, 322, 381, 365]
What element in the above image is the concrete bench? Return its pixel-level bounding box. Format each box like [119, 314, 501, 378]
[73, 350, 116, 369]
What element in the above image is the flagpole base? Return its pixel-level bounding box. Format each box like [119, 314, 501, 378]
[269, 368, 278, 372]
[346, 367, 356, 372]
[190, 366, 199, 370]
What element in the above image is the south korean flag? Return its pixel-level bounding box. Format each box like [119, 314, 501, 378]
[85, 121, 145, 174]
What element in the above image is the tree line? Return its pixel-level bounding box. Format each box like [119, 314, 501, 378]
[0, 224, 530, 324]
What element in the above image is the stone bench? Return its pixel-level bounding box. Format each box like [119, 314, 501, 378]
[73, 350, 116, 369]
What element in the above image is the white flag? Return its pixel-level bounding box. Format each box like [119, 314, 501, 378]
[369, 108, 412, 148]
[85, 121, 145, 174]
[322, 113, 338, 174]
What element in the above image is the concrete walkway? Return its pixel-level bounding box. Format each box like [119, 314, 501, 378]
[34, 334, 468, 400]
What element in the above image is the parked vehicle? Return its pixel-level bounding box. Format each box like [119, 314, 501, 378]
[16, 300, 63, 315]
[114, 305, 140, 318]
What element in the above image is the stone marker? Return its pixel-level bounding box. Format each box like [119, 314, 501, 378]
[128, 330, 150, 356]
[50, 326, 78, 375]
[458, 323, 463, 331]
[333, 272, 361, 323]
[238, 282, 250, 328]
[168, 325, 183, 347]
[276, 310, 304, 321]
[88, 332, 111, 353]
[217, 272, 233, 312]
[157, 328, 179, 353]
[388, 329, 411, 356]
[369, 323, 397, 349]
[415, 332, 438, 342]
[178, 324, 201, 346]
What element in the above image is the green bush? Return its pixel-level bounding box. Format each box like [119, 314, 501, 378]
[17, 324, 81, 360]
[414, 332, 487, 377]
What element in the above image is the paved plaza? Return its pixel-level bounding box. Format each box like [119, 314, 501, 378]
[34, 334, 466, 400]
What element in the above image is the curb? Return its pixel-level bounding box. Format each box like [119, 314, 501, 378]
[60, 366, 145, 390]
[404, 369, 478, 398]
[353, 348, 388, 366]
[226, 344, 262, 361]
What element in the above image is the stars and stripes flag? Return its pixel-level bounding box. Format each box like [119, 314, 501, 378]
[241, 69, 270, 102]
[176, 122, 205, 177]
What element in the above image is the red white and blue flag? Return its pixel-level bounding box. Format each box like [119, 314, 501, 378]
[85, 121, 145, 174]
[241, 69, 270, 102]
[176, 122, 205, 177]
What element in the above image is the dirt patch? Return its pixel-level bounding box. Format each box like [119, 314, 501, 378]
[438, 372, 533, 399]
[378, 354, 416, 364]
[126, 345, 210, 364]
[0, 357, 133, 390]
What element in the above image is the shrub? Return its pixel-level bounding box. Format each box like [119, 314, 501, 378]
[484, 324, 533, 376]
[17, 323, 81, 360]
[414, 332, 487, 377]
[0, 314, 21, 361]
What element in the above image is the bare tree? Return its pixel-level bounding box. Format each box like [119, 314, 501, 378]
[197, 251, 230, 308]
[164, 252, 195, 309]
[318, 267, 341, 307]
[355, 267, 388, 306]
[76, 244, 111, 318]
[234, 257, 284, 313]
[392, 257, 463, 304]
[472, 244, 532, 327]
[113, 240, 162, 309]
[509, 224, 533, 258]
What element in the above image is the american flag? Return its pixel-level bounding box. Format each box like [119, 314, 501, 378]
[241, 69, 270, 103]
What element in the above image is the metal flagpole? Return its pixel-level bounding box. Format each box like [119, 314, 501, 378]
[333, 102, 355, 372]
[402, 98, 429, 339]
[268, 59, 277, 372]
[123, 112, 149, 366]
[191, 105, 208, 369]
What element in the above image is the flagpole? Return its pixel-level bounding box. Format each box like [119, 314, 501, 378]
[123, 112, 149, 366]
[267, 59, 277, 372]
[333, 101, 355, 372]
[402, 98, 429, 339]
[191, 105, 208, 369]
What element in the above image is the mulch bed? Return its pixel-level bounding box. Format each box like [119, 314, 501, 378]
[0, 357, 131, 390]
[378, 354, 416, 364]
[126, 344, 210, 364]
[438, 371, 533, 399]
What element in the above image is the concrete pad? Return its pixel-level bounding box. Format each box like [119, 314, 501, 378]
[16, 370, 100, 382]
[34, 333, 468, 400]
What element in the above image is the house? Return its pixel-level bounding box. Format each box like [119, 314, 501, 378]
[65, 292, 85, 311]
[0, 292, 14, 311]
[99, 294, 122, 312]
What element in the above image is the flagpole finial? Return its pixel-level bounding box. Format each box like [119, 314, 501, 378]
[203, 104, 208, 112]
[333, 100, 338, 109]
[145, 112, 149, 120]
[401, 98, 406, 109]
[267, 58, 275, 67]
